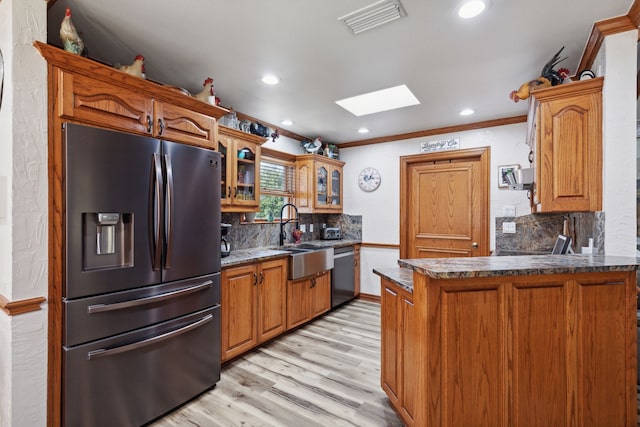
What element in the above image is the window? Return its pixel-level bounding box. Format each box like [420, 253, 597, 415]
[259, 156, 295, 220]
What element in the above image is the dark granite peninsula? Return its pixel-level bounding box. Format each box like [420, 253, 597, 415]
[375, 255, 638, 427]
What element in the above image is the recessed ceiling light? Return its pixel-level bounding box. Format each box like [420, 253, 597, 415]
[280, 119, 294, 126]
[460, 108, 475, 116]
[358, 127, 370, 134]
[336, 84, 420, 117]
[261, 74, 280, 85]
[457, 0, 488, 19]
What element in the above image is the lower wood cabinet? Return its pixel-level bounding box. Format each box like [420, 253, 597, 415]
[381, 279, 416, 426]
[221, 258, 287, 362]
[286, 271, 331, 330]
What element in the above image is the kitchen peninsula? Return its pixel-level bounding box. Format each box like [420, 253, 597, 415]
[375, 255, 638, 427]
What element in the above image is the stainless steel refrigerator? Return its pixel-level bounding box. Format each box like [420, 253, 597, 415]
[62, 123, 221, 427]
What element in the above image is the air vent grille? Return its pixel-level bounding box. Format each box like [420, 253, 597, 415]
[338, 0, 407, 35]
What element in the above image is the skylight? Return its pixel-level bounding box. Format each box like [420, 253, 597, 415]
[335, 84, 420, 116]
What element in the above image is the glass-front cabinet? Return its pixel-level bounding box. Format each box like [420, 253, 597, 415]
[295, 154, 344, 213]
[217, 126, 265, 211]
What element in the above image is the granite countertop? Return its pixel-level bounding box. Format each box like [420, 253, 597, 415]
[221, 239, 361, 268]
[373, 268, 414, 293]
[398, 254, 640, 279]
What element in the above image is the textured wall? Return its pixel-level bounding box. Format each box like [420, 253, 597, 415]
[0, 0, 49, 426]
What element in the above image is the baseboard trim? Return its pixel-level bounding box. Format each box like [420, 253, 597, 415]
[0, 293, 46, 316]
[357, 293, 380, 303]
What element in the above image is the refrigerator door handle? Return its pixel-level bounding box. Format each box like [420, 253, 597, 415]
[152, 153, 163, 271]
[163, 153, 174, 269]
[86, 280, 213, 314]
[87, 311, 217, 361]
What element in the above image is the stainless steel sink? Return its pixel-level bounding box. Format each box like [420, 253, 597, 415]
[283, 246, 334, 280]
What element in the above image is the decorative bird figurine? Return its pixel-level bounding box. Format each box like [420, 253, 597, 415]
[194, 77, 214, 103]
[270, 128, 280, 143]
[509, 46, 568, 103]
[59, 8, 87, 56]
[301, 136, 322, 153]
[116, 55, 145, 79]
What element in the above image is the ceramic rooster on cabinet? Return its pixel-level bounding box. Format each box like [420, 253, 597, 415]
[193, 77, 219, 105]
[509, 46, 568, 103]
[59, 8, 87, 56]
[116, 55, 146, 79]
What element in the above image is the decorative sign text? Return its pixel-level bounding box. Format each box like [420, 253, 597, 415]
[420, 137, 460, 153]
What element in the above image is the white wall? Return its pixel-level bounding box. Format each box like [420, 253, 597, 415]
[340, 123, 532, 295]
[0, 0, 48, 426]
[595, 30, 638, 256]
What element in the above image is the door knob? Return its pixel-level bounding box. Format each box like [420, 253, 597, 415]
[472, 242, 478, 248]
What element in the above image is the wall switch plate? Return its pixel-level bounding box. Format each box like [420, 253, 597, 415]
[502, 222, 516, 234]
[300, 224, 306, 233]
[309, 224, 314, 232]
[503, 205, 516, 217]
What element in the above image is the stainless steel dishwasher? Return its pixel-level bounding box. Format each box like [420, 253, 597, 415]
[331, 246, 355, 308]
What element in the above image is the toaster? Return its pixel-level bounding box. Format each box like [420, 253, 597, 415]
[321, 227, 342, 240]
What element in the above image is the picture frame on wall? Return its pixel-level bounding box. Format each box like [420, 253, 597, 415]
[498, 164, 520, 188]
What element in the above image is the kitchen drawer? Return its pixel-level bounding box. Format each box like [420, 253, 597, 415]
[63, 306, 220, 427]
[64, 273, 220, 347]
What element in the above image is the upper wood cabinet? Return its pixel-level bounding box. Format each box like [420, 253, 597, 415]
[217, 126, 265, 212]
[36, 42, 224, 149]
[296, 154, 345, 213]
[528, 77, 603, 213]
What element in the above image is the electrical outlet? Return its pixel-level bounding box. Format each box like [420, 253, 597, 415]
[502, 222, 516, 234]
[503, 205, 516, 217]
[309, 224, 314, 232]
[300, 224, 306, 233]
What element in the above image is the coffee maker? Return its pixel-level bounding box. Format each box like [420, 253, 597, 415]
[221, 223, 232, 257]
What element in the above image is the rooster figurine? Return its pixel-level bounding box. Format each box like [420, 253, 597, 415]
[509, 46, 568, 103]
[59, 8, 87, 56]
[194, 77, 215, 104]
[116, 55, 145, 79]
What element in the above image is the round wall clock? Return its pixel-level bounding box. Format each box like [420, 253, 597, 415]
[358, 167, 381, 192]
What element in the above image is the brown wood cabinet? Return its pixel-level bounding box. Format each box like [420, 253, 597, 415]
[296, 154, 344, 213]
[528, 77, 603, 212]
[381, 279, 417, 426]
[221, 258, 287, 362]
[286, 271, 331, 330]
[38, 43, 224, 149]
[380, 267, 637, 427]
[217, 126, 265, 212]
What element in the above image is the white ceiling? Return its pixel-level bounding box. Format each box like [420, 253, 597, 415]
[47, 0, 633, 144]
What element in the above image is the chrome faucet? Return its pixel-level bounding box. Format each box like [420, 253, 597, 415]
[279, 203, 299, 246]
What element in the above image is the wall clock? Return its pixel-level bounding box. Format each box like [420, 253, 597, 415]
[358, 167, 381, 192]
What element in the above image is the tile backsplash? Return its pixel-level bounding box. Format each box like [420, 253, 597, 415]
[221, 213, 362, 250]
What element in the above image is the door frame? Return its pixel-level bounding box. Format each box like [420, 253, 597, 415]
[399, 147, 491, 259]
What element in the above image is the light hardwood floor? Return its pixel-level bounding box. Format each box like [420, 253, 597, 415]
[150, 299, 403, 427]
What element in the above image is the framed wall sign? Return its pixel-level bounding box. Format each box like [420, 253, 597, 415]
[498, 164, 520, 188]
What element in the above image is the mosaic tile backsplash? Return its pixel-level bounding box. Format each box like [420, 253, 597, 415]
[221, 213, 362, 250]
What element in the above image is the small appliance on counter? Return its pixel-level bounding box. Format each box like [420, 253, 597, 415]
[321, 227, 342, 240]
[221, 223, 232, 257]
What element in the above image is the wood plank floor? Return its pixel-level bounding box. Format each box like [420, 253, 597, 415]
[149, 299, 404, 427]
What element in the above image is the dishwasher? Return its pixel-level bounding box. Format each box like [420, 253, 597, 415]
[331, 246, 355, 308]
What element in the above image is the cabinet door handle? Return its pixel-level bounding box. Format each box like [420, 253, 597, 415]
[158, 118, 165, 135]
[310, 277, 316, 288]
[259, 271, 264, 284]
[146, 115, 152, 133]
[253, 273, 258, 286]
[234, 186, 238, 197]
[227, 186, 231, 198]
[472, 242, 478, 248]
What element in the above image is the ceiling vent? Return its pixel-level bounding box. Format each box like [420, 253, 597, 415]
[338, 0, 407, 35]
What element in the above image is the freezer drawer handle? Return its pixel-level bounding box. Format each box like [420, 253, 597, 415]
[87, 280, 213, 314]
[334, 250, 354, 259]
[87, 310, 217, 361]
